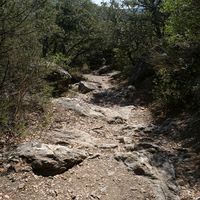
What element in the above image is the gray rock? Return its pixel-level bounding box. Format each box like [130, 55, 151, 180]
[127, 85, 136, 92]
[132, 124, 146, 131]
[47, 129, 97, 148]
[95, 65, 112, 75]
[53, 98, 103, 117]
[117, 136, 132, 144]
[70, 83, 79, 91]
[115, 152, 155, 177]
[18, 183, 25, 190]
[78, 81, 100, 93]
[143, 126, 155, 133]
[16, 142, 86, 176]
[124, 144, 135, 151]
[57, 67, 72, 79]
[53, 98, 133, 122]
[115, 151, 180, 200]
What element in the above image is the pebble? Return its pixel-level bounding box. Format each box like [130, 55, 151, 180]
[107, 171, 115, 176]
[117, 136, 132, 144]
[100, 186, 107, 194]
[125, 144, 135, 151]
[18, 183, 25, 190]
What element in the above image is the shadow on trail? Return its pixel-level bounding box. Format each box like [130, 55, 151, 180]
[140, 114, 200, 190]
[90, 86, 152, 107]
[89, 69, 153, 107]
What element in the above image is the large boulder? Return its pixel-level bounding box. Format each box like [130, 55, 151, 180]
[16, 142, 86, 176]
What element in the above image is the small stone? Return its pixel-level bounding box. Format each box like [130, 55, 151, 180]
[143, 127, 154, 133]
[100, 186, 107, 194]
[18, 183, 25, 190]
[117, 136, 125, 144]
[90, 192, 101, 200]
[130, 187, 137, 191]
[20, 166, 32, 172]
[4, 195, 10, 199]
[8, 175, 16, 182]
[48, 190, 57, 197]
[78, 81, 99, 94]
[128, 85, 136, 91]
[108, 171, 115, 176]
[71, 195, 76, 200]
[117, 136, 132, 144]
[0, 168, 5, 173]
[125, 144, 135, 151]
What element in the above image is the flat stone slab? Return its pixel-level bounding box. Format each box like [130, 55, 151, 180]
[47, 129, 97, 148]
[53, 97, 134, 122]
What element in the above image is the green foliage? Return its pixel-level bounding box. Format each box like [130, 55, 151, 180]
[0, 0, 56, 133]
[152, 0, 200, 111]
[45, 0, 106, 65]
[52, 53, 71, 68]
[112, 48, 131, 70]
[153, 66, 184, 107]
[163, 0, 200, 43]
[153, 43, 200, 110]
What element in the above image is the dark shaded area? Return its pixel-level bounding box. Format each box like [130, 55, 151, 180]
[90, 71, 153, 107]
[31, 159, 83, 177]
[128, 58, 155, 89]
[137, 115, 200, 189]
[93, 65, 113, 75]
[90, 87, 152, 107]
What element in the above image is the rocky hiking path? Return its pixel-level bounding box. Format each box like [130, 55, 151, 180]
[0, 69, 191, 200]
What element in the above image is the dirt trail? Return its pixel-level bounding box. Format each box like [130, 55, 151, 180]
[0, 71, 181, 199]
